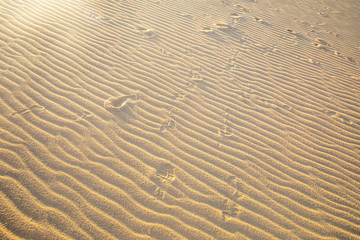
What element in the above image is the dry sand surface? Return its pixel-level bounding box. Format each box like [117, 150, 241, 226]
[0, 0, 360, 239]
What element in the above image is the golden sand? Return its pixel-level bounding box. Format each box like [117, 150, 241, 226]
[0, 0, 359, 239]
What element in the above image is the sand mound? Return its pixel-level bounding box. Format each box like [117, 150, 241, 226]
[0, 0, 359, 239]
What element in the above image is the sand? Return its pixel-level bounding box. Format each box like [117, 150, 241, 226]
[0, 0, 359, 239]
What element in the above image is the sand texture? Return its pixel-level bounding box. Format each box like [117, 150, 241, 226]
[1, 0, 360, 239]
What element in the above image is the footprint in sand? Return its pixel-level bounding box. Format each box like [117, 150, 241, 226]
[345, 56, 356, 63]
[230, 13, 241, 19]
[313, 38, 331, 51]
[104, 94, 138, 111]
[254, 16, 269, 25]
[215, 23, 232, 31]
[325, 110, 337, 117]
[228, 175, 246, 193]
[222, 199, 241, 220]
[156, 162, 176, 183]
[325, 110, 353, 124]
[306, 58, 321, 66]
[136, 27, 157, 39]
[153, 163, 175, 200]
[201, 27, 214, 33]
[154, 187, 166, 200]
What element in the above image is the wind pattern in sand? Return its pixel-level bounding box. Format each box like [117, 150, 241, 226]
[0, 0, 360, 239]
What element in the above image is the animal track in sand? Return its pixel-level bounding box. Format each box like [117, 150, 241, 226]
[160, 119, 176, 132]
[218, 126, 233, 137]
[74, 111, 93, 122]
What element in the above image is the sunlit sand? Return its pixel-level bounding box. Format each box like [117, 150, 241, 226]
[0, 0, 359, 239]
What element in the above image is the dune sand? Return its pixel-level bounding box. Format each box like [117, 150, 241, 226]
[0, 0, 360, 239]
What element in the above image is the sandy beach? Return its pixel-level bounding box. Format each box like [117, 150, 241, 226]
[0, 0, 360, 239]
